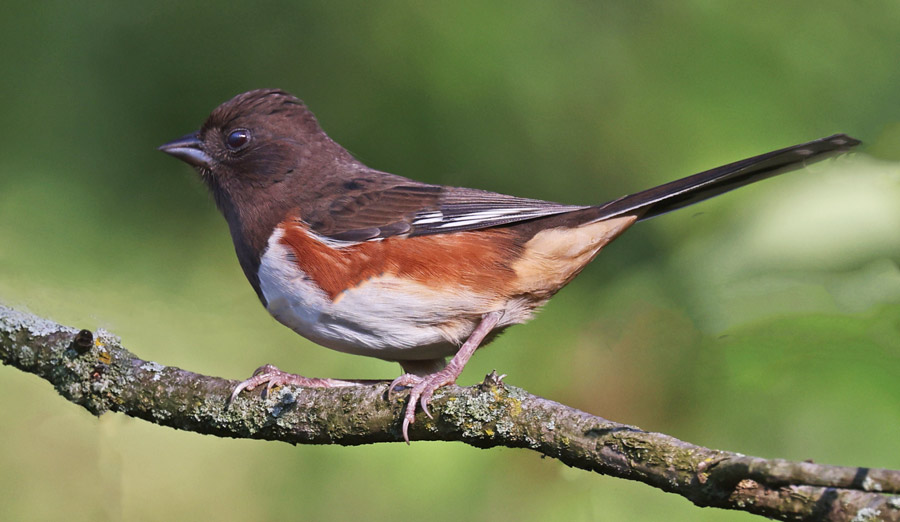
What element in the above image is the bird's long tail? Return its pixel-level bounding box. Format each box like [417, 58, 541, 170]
[592, 134, 861, 222]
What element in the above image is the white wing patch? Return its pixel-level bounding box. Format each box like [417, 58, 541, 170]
[411, 211, 444, 225]
[433, 208, 541, 228]
[411, 205, 586, 233]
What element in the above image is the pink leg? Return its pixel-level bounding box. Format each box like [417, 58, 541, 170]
[228, 364, 376, 405]
[388, 310, 504, 443]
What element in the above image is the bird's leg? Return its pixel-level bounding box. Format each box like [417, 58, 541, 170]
[228, 364, 377, 405]
[389, 310, 504, 443]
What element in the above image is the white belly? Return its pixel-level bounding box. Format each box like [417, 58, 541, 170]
[257, 231, 499, 361]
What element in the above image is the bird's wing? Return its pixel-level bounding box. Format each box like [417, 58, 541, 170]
[302, 176, 586, 243]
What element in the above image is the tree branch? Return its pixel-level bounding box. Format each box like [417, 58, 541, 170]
[2, 304, 898, 521]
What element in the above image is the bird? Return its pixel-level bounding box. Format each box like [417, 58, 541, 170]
[159, 88, 860, 442]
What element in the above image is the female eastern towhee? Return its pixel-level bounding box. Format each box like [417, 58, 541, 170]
[160, 89, 860, 442]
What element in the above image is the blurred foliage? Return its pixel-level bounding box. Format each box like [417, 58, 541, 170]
[1, 1, 899, 521]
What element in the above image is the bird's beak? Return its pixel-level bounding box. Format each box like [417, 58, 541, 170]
[158, 132, 212, 169]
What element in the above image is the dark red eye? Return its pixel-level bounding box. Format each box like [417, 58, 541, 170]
[225, 129, 251, 151]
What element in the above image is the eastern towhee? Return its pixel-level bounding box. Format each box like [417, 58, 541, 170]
[160, 89, 860, 442]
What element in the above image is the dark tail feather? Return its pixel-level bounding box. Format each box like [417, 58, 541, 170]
[593, 134, 861, 222]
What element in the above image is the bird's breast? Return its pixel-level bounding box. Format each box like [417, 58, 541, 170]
[257, 223, 521, 360]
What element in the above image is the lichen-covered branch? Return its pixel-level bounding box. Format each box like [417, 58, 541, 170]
[1, 304, 898, 521]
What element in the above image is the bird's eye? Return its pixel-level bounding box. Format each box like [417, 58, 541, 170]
[225, 129, 251, 151]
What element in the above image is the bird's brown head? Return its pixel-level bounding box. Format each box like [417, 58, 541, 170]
[159, 89, 356, 298]
[159, 89, 352, 209]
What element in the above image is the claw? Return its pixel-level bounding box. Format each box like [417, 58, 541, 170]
[228, 380, 251, 405]
[389, 369, 457, 443]
[388, 373, 421, 399]
[420, 391, 433, 419]
[401, 417, 412, 443]
[252, 364, 273, 377]
[228, 364, 282, 405]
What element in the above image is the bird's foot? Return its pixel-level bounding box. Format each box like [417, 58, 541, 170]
[228, 364, 361, 404]
[388, 366, 461, 443]
[387, 310, 504, 443]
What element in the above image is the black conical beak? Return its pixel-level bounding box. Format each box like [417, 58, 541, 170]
[158, 132, 212, 169]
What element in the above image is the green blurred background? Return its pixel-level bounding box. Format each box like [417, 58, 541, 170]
[2, 1, 899, 520]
